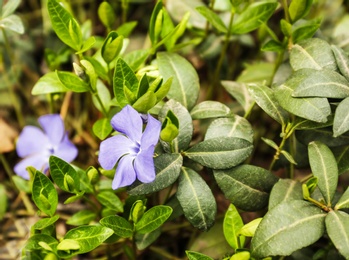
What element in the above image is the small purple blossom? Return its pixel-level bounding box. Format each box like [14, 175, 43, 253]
[98, 105, 161, 190]
[14, 114, 78, 179]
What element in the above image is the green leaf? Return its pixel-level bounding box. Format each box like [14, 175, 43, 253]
[290, 38, 337, 71]
[56, 71, 90, 92]
[97, 1, 115, 29]
[274, 71, 331, 123]
[335, 187, 349, 210]
[135, 228, 161, 250]
[239, 218, 262, 237]
[32, 215, 60, 232]
[135, 205, 173, 234]
[32, 72, 68, 95]
[186, 251, 214, 260]
[101, 32, 123, 64]
[32, 170, 58, 217]
[149, 0, 163, 45]
[177, 167, 216, 231]
[116, 21, 138, 37]
[308, 141, 338, 206]
[123, 49, 149, 71]
[57, 225, 113, 258]
[334, 97, 349, 137]
[230, 251, 250, 260]
[1, 0, 21, 18]
[132, 91, 157, 113]
[205, 116, 254, 143]
[128, 153, 183, 195]
[184, 137, 253, 169]
[158, 99, 193, 153]
[214, 165, 278, 211]
[221, 81, 254, 113]
[67, 210, 96, 226]
[231, 1, 278, 34]
[24, 234, 58, 252]
[332, 145, 349, 175]
[291, 69, 349, 98]
[251, 200, 326, 258]
[261, 137, 279, 150]
[289, 0, 313, 22]
[261, 39, 284, 52]
[92, 80, 111, 113]
[268, 179, 303, 210]
[47, 0, 82, 51]
[332, 45, 349, 81]
[0, 184, 7, 220]
[12, 175, 31, 193]
[100, 215, 133, 238]
[296, 127, 349, 147]
[157, 52, 199, 110]
[76, 36, 96, 54]
[97, 191, 123, 213]
[248, 84, 289, 125]
[49, 156, 79, 193]
[190, 101, 230, 119]
[0, 14, 24, 34]
[196, 6, 227, 33]
[223, 204, 245, 250]
[280, 19, 292, 37]
[325, 211, 349, 259]
[92, 118, 113, 140]
[292, 18, 321, 43]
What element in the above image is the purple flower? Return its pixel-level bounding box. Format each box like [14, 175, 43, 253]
[98, 105, 161, 190]
[14, 114, 78, 179]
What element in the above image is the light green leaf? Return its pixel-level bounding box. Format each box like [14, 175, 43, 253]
[332, 45, 349, 81]
[230, 251, 250, 260]
[148, 0, 163, 45]
[0, 14, 24, 34]
[239, 218, 262, 237]
[205, 116, 254, 143]
[32, 215, 60, 232]
[186, 251, 214, 260]
[135, 205, 173, 234]
[24, 234, 58, 252]
[335, 187, 349, 210]
[75, 36, 96, 54]
[123, 49, 149, 71]
[184, 137, 253, 169]
[268, 179, 303, 210]
[56, 71, 90, 92]
[223, 204, 245, 250]
[67, 210, 96, 226]
[290, 38, 337, 71]
[325, 211, 349, 259]
[97, 1, 115, 29]
[128, 153, 183, 195]
[190, 101, 231, 119]
[0, 184, 7, 220]
[334, 97, 349, 137]
[32, 72, 68, 95]
[214, 165, 278, 211]
[49, 156, 79, 193]
[261, 137, 279, 150]
[157, 52, 199, 110]
[132, 91, 157, 113]
[196, 6, 227, 33]
[248, 84, 289, 125]
[308, 141, 338, 206]
[47, 0, 82, 51]
[100, 215, 133, 238]
[251, 200, 326, 258]
[221, 81, 254, 113]
[101, 32, 123, 64]
[92, 80, 111, 113]
[289, 0, 313, 23]
[291, 18, 321, 43]
[1, 0, 21, 18]
[96, 191, 123, 213]
[92, 118, 113, 140]
[177, 167, 216, 231]
[231, 1, 277, 34]
[261, 39, 284, 52]
[116, 21, 138, 37]
[135, 228, 161, 250]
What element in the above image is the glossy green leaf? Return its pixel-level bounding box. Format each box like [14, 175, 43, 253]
[0, 14, 24, 34]
[135, 205, 173, 234]
[332, 45, 349, 81]
[56, 71, 90, 92]
[1, 0, 21, 18]
[128, 153, 183, 195]
[186, 251, 214, 260]
[190, 101, 231, 119]
[76, 36, 96, 54]
[97, 191, 123, 213]
[214, 165, 278, 211]
[92, 118, 113, 140]
[230, 251, 250, 260]
[308, 141, 338, 206]
[0, 184, 7, 220]
[47, 0, 82, 51]
[157, 52, 199, 110]
[292, 18, 321, 43]
[185, 137, 253, 169]
[132, 91, 157, 113]
[290, 38, 337, 71]
[248, 84, 289, 125]
[24, 234, 58, 252]
[223, 204, 245, 250]
[177, 167, 216, 231]
[100, 215, 133, 238]
[205, 116, 254, 143]
[32, 170, 58, 217]
[332, 145, 349, 175]
[335, 187, 349, 210]
[67, 210, 96, 226]
[101, 32, 123, 64]
[57, 225, 114, 258]
[80, 59, 97, 91]
[196, 6, 227, 33]
[289, 0, 313, 22]
[97, 1, 115, 29]
[334, 97, 349, 137]
[49, 156, 79, 193]
[268, 179, 303, 210]
[135, 228, 161, 250]
[325, 211, 349, 259]
[239, 218, 262, 237]
[251, 200, 326, 258]
[32, 215, 60, 232]
[130, 200, 145, 224]
[31, 72, 68, 95]
[149, 0, 163, 44]
[221, 81, 254, 113]
[231, 1, 277, 34]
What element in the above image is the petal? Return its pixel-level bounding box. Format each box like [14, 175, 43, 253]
[14, 153, 49, 179]
[140, 114, 161, 150]
[98, 135, 135, 170]
[112, 155, 136, 189]
[38, 114, 65, 146]
[54, 133, 78, 162]
[134, 146, 156, 183]
[111, 105, 143, 142]
[16, 126, 49, 158]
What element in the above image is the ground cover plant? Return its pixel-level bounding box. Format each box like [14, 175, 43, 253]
[2, 0, 349, 259]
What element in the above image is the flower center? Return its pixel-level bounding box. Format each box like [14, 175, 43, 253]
[129, 141, 141, 156]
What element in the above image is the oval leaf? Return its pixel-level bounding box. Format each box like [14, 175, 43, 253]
[56, 71, 90, 93]
[334, 97, 349, 137]
[186, 251, 214, 260]
[135, 205, 173, 234]
[67, 210, 96, 226]
[31, 72, 68, 95]
[268, 179, 303, 210]
[221, 81, 254, 113]
[49, 156, 79, 193]
[196, 6, 228, 33]
[100, 215, 133, 238]
[92, 118, 113, 140]
[190, 101, 231, 120]
[335, 187, 349, 210]
[332, 44, 349, 81]
[96, 191, 124, 213]
[223, 204, 245, 250]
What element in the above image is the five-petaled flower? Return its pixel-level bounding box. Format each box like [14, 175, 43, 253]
[14, 114, 78, 179]
[98, 105, 161, 190]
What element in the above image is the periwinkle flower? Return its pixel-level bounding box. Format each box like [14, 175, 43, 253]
[98, 105, 161, 190]
[14, 114, 78, 179]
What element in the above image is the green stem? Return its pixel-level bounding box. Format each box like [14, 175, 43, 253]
[93, 92, 108, 117]
[305, 196, 332, 212]
[268, 134, 287, 171]
[289, 132, 296, 179]
[282, 0, 291, 23]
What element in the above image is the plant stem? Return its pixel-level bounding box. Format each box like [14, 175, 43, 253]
[269, 135, 287, 171]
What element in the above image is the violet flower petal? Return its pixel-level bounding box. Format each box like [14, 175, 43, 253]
[54, 134, 78, 162]
[111, 105, 143, 142]
[112, 155, 136, 189]
[140, 114, 161, 150]
[98, 134, 135, 170]
[16, 126, 49, 158]
[38, 114, 65, 146]
[134, 146, 156, 183]
[14, 153, 49, 179]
